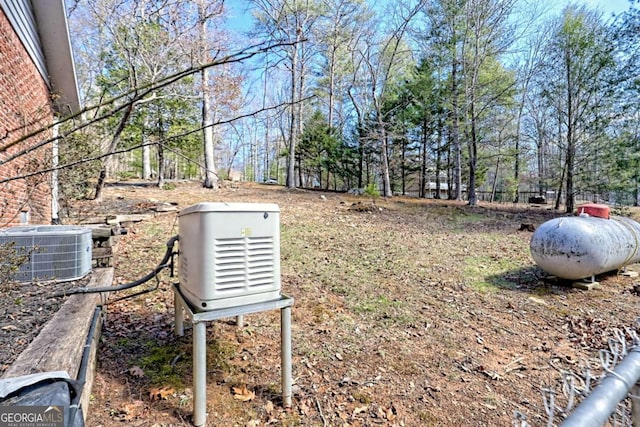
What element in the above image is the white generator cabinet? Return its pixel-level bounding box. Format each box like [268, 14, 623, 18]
[178, 202, 281, 310]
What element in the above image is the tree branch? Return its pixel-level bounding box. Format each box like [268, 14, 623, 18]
[0, 39, 300, 161]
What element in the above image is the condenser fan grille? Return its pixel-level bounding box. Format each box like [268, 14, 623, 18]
[213, 236, 275, 292]
[0, 225, 92, 283]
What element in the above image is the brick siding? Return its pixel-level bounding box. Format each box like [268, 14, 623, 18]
[0, 9, 54, 226]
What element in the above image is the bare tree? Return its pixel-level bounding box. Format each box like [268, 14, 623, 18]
[462, 0, 517, 206]
[539, 5, 615, 212]
[423, 0, 466, 200]
[367, 2, 424, 197]
[197, 0, 220, 189]
[252, 0, 321, 189]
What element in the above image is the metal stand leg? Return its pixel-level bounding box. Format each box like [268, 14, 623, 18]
[193, 322, 207, 426]
[173, 284, 294, 423]
[281, 306, 292, 408]
[175, 291, 184, 337]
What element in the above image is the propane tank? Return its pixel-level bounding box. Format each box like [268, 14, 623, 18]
[530, 204, 640, 280]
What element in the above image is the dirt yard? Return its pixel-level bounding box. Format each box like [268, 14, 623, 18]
[64, 181, 640, 426]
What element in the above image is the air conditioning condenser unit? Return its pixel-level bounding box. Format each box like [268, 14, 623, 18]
[0, 225, 92, 283]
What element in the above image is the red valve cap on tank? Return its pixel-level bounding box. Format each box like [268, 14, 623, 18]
[576, 203, 610, 219]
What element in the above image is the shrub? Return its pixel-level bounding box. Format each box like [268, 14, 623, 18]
[364, 183, 380, 198]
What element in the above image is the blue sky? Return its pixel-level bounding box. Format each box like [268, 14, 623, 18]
[225, 0, 635, 33]
[225, 1, 253, 33]
[583, 0, 634, 15]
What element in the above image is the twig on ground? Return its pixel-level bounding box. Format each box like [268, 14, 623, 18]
[315, 396, 328, 427]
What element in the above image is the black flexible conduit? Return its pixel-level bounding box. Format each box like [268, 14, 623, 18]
[40, 236, 179, 424]
[51, 235, 179, 298]
[58, 235, 180, 423]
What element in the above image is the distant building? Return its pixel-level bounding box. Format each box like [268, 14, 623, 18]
[0, 0, 80, 225]
[427, 182, 450, 199]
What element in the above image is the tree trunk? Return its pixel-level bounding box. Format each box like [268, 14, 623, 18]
[328, 47, 335, 128]
[142, 143, 151, 180]
[566, 133, 575, 212]
[376, 96, 392, 197]
[420, 118, 428, 198]
[451, 58, 462, 201]
[297, 42, 305, 184]
[401, 138, 407, 196]
[447, 134, 453, 200]
[636, 139, 640, 206]
[94, 102, 135, 201]
[358, 139, 364, 189]
[380, 125, 392, 197]
[490, 157, 501, 203]
[201, 69, 217, 189]
[347, 89, 364, 190]
[555, 156, 567, 211]
[467, 91, 478, 206]
[435, 116, 443, 199]
[157, 141, 165, 188]
[142, 112, 152, 180]
[286, 42, 299, 189]
[198, 0, 217, 190]
[564, 46, 574, 213]
[537, 128, 545, 196]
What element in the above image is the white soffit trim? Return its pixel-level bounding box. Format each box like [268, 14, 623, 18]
[31, 0, 80, 115]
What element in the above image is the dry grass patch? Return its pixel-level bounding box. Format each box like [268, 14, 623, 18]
[83, 182, 640, 426]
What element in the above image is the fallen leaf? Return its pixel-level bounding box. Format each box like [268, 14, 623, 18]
[353, 405, 368, 416]
[385, 404, 397, 421]
[231, 385, 255, 402]
[129, 365, 145, 378]
[149, 386, 175, 400]
[120, 400, 144, 421]
[264, 400, 274, 414]
[1, 325, 17, 331]
[298, 398, 311, 415]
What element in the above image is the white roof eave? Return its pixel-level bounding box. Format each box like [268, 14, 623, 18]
[31, 0, 80, 116]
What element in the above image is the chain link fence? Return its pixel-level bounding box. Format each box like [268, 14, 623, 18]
[515, 320, 640, 426]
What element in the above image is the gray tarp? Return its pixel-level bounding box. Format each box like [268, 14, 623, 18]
[0, 371, 84, 427]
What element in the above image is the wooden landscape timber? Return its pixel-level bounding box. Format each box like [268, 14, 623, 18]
[2, 268, 113, 421]
[85, 225, 118, 267]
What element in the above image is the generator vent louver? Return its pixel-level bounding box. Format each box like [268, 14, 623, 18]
[213, 236, 276, 291]
[0, 225, 92, 283]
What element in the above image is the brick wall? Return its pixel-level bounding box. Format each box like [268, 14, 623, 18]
[0, 9, 54, 227]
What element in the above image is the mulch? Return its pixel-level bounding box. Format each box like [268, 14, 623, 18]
[0, 275, 91, 375]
